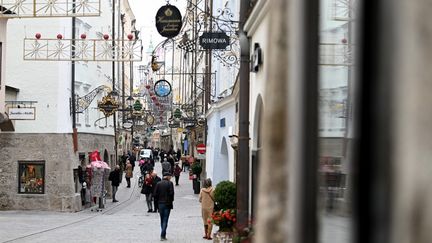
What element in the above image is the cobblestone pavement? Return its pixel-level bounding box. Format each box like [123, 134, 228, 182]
[0, 162, 351, 243]
[0, 162, 213, 243]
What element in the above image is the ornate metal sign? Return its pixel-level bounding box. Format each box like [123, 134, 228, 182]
[181, 6, 240, 68]
[97, 95, 119, 117]
[0, 0, 101, 18]
[154, 79, 172, 97]
[24, 38, 142, 62]
[199, 32, 230, 50]
[155, 4, 183, 38]
[146, 114, 155, 126]
[75, 85, 111, 113]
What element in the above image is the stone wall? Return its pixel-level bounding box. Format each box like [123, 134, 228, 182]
[0, 133, 114, 212]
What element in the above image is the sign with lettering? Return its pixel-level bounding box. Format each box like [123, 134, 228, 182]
[8, 107, 36, 120]
[97, 95, 119, 117]
[155, 5, 183, 38]
[199, 32, 230, 50]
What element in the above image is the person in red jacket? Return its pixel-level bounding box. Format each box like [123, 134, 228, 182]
[173, 163, 182, 186]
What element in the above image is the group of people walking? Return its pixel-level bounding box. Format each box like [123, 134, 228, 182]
[108, 147, 214, 241]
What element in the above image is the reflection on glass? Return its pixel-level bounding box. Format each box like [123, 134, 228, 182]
[18, 161, 45, 194]
[318, 0, 356, 242]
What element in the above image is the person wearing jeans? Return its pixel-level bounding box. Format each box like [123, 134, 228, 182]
[154, 173, 174, 241]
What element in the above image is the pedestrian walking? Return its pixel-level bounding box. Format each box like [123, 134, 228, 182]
[108, 165, 121, 202]
[125, 161, 133, 188]
[151, 172, 162, 212]
[162, 158, 171, 175]
[167, 155, 175, 174]
[128, 151, 136, 171]
[199, 178, 215, 240]
[120, 151, 128, 170]
[141, 173, 154, 212]
[173, 163, 182, 186]
[176, 148, 181, 162]
[154, 172, 175, 241]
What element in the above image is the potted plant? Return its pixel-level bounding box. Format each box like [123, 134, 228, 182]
[212, 181, 237, 241]
[211, 209, 236, 232]
[214, 180, 236, 209]
[191, 161, 202, 176]
[191, 161, 202, 194]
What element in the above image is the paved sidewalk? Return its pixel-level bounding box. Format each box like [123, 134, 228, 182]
[0, 162, 213, 243]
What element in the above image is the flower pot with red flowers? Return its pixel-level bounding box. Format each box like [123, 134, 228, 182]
[211, 209, 237, 242]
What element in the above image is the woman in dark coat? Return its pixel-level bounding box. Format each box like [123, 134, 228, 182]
[141, 173, 154, 212]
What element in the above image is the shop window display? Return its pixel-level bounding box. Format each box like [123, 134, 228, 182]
[18, 161, 45, 194]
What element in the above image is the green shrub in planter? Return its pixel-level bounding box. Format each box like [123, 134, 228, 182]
[214, 180, 236, 209]
[191, 162, 202, 175]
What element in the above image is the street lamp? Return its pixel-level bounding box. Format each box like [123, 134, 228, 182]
[109, 90, 120, 98]
[126, 96, 134, 109]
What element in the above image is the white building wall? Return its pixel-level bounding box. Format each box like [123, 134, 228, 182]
[0, 19, 7, 115]
[5, 0, 115, 136]
[205, 99, 236, 185]
[246, 2, 270, 153]
[6, 19, 72, 133]
[211, 0, 239, 98]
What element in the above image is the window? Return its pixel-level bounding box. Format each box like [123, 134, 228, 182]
[18, 161, 45, 194]
[85, 108, 90, 126]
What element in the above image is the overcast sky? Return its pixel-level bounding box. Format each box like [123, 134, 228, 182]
[129, 0, 187, 57]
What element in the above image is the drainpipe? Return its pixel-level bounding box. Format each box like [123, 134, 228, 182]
[71, 0, 78, 152]
[112, 0, 118, 164]
[237, 0, 251, 231]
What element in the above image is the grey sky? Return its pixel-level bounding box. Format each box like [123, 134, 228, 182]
[128, 0, 187, 55]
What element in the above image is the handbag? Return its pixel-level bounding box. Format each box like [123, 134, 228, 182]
[207, 191, 220, 211]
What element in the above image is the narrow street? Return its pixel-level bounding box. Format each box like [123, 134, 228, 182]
[0, 162, 210, 243]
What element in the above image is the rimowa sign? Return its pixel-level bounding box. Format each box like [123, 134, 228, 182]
[199, 32, 230, 50]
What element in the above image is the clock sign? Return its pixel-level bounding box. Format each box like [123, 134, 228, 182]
[154, 79, 172, 97]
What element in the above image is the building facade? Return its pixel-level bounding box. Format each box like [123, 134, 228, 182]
[0, 0, 135, 211]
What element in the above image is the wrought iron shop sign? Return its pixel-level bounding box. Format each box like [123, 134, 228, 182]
[199, 32, 230, 50]
[154, 79, 172, 97]
[97, 95, 119, 117]
[155, 4, 182, 38]
[0, 0, 101, 18]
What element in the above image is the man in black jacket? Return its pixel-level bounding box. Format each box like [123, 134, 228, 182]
[153, 172, 174, 241]
[108, 165, 121, 202]
[151, 172, 162, 212]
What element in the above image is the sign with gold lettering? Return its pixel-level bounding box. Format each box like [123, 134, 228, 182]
[97, 95, 119, 117]
[155, 5, 183, 38]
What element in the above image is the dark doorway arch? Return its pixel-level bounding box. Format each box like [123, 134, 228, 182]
[252, 95, 263, 219]
[103, 149, 109, 163]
